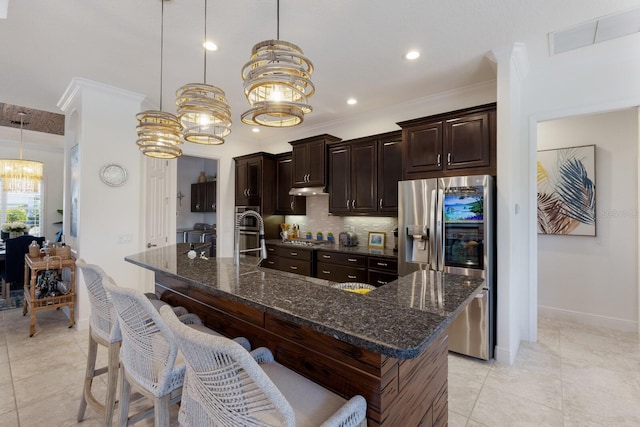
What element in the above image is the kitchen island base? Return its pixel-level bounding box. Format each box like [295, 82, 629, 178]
[155, 277, 448, 427]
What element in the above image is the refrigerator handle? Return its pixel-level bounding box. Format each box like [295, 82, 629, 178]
[435, 186, 444, 271]
[429, 188, 437, 271]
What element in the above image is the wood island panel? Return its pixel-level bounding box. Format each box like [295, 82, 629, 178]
[156, 279, 448, 426]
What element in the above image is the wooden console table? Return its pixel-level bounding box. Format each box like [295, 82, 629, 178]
[23, 255, 76, 337]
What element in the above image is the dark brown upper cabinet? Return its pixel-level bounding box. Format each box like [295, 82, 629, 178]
[290, 134, 341, 189]
[328, 131, 401, 216]
[234, 153, 276, 214]
[191, 181, 216, 212]
[275, 153, 306, 215]
[398, 103, 496, 179]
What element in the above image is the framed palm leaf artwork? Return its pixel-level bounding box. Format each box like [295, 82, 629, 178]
[537, 144, 596, 236]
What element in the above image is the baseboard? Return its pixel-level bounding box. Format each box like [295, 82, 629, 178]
[538, 305, 638, 333]
[494, 345, 517, 365]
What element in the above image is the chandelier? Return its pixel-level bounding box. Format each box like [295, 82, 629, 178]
[176, 0, 232, 145]
[241, 0, 315, 127]
[136, 0, 183, 159]
[0, 112, 44, 193]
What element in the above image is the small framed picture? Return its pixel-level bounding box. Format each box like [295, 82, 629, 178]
[368, 231, 386, 249]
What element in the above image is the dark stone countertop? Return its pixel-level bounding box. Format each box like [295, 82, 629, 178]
[265, 239, 398, 259]
[125, 243, 484, 359]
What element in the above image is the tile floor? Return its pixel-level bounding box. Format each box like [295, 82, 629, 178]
[0, 307, 638, 426]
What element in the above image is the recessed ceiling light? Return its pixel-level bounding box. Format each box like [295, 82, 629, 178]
[252, 127, 260, 133]
[405, 50, 420, 60]
[347, 98, 357, 105]
[203, 41, 218, 51]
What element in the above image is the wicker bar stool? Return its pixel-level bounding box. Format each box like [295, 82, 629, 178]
[76, 259, 120, 426]
[160, 305, 368, 427]
[76, 259, 202, 426]
[103, 277, 250, 427]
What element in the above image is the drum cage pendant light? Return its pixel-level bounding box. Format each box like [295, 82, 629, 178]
[136, 0, 183, 159]
[0, 113, 44, 193]
[241, 0, 315, 127]
[176, 0, 232, 145]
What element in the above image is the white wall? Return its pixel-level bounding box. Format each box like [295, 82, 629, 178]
[537, 110, 638, 330]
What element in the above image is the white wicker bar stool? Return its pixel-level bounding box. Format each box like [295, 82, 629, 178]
[76, 259, 120, 426]
[104, 277, 250, 427]
[160, 305, 368, 427]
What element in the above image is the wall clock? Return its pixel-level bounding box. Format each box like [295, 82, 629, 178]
[99, 164, 127, 187]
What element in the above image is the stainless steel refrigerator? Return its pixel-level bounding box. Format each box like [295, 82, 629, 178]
[398, 175, 495, 360]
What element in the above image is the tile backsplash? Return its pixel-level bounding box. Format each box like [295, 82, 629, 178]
[285, 196, 398, 249]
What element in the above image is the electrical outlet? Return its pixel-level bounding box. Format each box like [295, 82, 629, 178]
[118, 234, 132, 243]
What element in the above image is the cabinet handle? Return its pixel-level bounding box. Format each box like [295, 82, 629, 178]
[347, 258, 357, 262]
[291, 201, 294, 210]
[196, 203, 200, 210]
[290, 252, 298, 256]
[290, 266, 298, 270]
[322, 270, 330, 274]
[352, 200, 356, 209]
[377, 262, 388, 267]
[346, 199, 350, 208]
[447, 153, 451, 165]
[437, 153, 441, 166]
[377, 280, 388, 285]
[379, 198, 383, 209]
[347, 275, 357, 279]
[322, 254, 331, 259]
[305, 174, 310, 182]
[267, 247, 275, 252]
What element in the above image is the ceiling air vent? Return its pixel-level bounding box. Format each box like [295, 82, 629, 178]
[549, 7, 640, 55]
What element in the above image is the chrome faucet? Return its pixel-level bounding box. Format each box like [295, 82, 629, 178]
[234, 210, 267, 266]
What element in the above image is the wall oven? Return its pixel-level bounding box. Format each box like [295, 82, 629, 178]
[235, 206, 260, 257]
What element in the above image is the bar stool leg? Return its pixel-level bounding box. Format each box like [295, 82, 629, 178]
[78, 327, 121, 426]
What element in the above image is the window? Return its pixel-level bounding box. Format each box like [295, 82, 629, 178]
[0, 182, 42, 237]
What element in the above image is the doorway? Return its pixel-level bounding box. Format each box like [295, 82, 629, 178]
[535, 108, 639, 332]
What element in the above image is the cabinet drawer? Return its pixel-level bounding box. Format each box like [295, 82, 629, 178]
[261, 256, 280, 270]
[316, 251, 366, 267]
[367, 257, 398, 273]
[280, 248, 313, 261]
[368, 270, 398, 287]
[265, 245, 280, 257]
[280, 258, 312, 276]
[317, 262, 366, 282]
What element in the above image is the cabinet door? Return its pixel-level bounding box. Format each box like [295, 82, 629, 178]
[276, 155, 306, 215]
[246, 157, 262, 199]
[205, 181, 216, 212]
[402, 120, 443, 178]
[306, 139, 326, 186]
[235, 160, 249, 205]
[377, 138, 402, 214]
[291, 144, 308, 186]
[351, 141, 377, 213]
[191, 183, 203, 212]
[328, 146, 351, 214]
[444, 111, 491, 171]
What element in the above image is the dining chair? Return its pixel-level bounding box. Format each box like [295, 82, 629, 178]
[160, 304, 368, 427]
[104, 277, 250, 427]
[1, 235, 44, 301]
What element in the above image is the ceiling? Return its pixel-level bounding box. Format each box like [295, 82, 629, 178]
[0, 0, 638, 144]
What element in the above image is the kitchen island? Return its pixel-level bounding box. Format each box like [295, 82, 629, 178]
[125, 244, 485, 426]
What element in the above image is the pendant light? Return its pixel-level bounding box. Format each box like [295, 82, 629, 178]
[241, 0, 315, 127]
[176, 0, 232, 145]
[0, 112, 44, 193]
[136, 0, 183, 159]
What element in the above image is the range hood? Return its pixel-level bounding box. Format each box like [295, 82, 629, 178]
[288, 186, 328, 196]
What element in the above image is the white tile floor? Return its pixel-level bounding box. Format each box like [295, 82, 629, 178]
[0, 307, 638, 426]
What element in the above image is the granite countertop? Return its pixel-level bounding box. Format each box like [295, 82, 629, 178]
[265, 239, 397, 259]
[125, 243, 484, 359]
